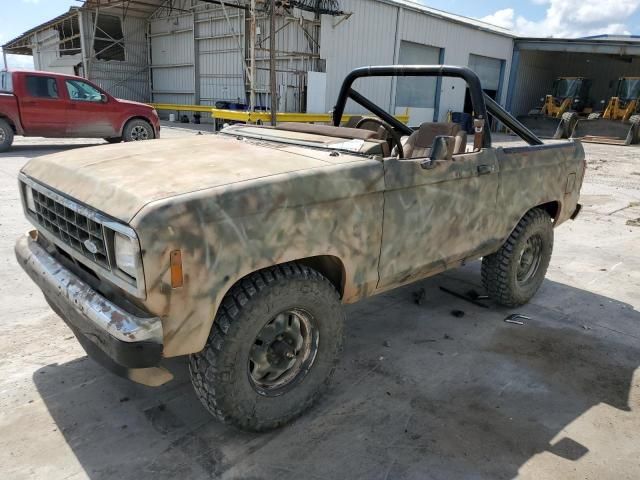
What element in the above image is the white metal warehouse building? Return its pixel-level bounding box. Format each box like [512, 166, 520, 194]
[3, 0, 515, 125]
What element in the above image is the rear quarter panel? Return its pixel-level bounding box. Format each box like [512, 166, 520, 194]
[495, 140, 584, 238]
[132, 160, 385, 357]
[0, 93, 23, 134]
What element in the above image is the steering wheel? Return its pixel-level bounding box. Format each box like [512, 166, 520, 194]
[354, 117, 404, 159]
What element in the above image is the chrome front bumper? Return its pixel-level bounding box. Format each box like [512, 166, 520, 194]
[15, 231, 171, 385]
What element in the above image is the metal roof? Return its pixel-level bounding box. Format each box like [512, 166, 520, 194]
[515, 36, 640, 55]
[2, 8, 79, 55]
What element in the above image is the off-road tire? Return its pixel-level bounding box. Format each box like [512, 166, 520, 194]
[627, 115, 640, 145]
[104, 137, 122, 144]
[556, 111, 577, 139]
[588, 112, 601, 120]
[481, 208, 554, 307]
[189, 263, 344, 431]
[0, 118, 14, 152]
[122, 119, 154, 141]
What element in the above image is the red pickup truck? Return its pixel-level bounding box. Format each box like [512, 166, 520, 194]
[0, 70, 160, 152]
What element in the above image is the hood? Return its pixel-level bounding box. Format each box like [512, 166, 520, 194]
[21, 134, 361, 223]
[115, 98, 153, 109]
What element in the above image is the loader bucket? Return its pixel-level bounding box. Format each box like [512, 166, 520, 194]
[572, 118, 639, 146]
[515, 114, 565, 139]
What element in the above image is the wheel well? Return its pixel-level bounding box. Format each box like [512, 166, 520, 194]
[536, 201, 560, 221]
[226, 256, 347, 302]
[296, 255, 346, 298]
[121, 116, 152, 135]
[0, 115, 16, 133]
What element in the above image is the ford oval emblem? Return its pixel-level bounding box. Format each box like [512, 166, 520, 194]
[84, 239, 99, 254]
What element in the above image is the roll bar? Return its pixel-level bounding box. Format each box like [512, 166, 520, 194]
[332, 65, 543, 147]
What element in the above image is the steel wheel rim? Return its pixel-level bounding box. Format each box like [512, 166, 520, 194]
[130, 125, 149, 140]
[517, 234, 543, 284]
[248, 308, 318, 396]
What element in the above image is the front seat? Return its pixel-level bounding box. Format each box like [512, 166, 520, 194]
[401, 122, 467, 158]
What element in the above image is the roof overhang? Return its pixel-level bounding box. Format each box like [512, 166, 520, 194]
[2, 9, 79, 55]
[516, 37, 640, 56]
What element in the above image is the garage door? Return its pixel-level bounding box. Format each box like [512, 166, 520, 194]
[395, 40, 442, 124]
[468, 54, 503, 93]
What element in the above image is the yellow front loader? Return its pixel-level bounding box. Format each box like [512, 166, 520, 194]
[517, 77, 593, 139]
[573, 77, 640, 145]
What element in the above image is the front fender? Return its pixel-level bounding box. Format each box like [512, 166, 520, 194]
[132, 161, 385, 357]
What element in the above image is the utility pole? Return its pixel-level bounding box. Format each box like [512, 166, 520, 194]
[249, 0, 256, 111]
[269, 0, 277, 125]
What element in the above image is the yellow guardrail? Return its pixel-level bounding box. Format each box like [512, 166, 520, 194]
[150, 103, 410, 125]
[150, 103, 215, 113]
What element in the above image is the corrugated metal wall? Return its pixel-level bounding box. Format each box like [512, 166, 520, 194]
[149, 2, 319, 113]
[82, 13, 150, 101]
[196, 6, 245, 106]
[253, 11, 320, 112]
[321, 0, 514, 119]
[511, 50, 640, 116]
[320, 0, 398, 114]
[32, 28, 74, 74]
[149, 12, 195, 105]
[27, 0, 515, 114]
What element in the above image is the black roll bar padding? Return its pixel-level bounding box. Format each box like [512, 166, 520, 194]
[332, 65, 492, 148]
[483, 94, 544, 146]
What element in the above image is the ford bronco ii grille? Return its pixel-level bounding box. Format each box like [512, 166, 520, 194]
[19, 175, 146, 299]
[30, 189, 110, 269]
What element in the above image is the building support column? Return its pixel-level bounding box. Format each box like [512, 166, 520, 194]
[77, 10, 89, 78]
[269, 0, 277, 125]
[249, 0, 256, 111]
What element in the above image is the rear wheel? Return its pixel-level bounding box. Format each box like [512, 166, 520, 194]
[123, 119, 154, 142]
[0, 119, 14, 152]
[482, 208, 554, 307]
[189, 263, 344, 431]
[627, 115, 640, 145]
[556, 111, 577, 139]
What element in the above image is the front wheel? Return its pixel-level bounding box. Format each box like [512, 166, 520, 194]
[189, 263, 344, 431]
[481, 208, 554, 307]
[0, 118, 14, 152]
[123, 119, 154, 141]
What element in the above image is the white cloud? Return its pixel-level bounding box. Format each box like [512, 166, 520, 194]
[480, 0, 640, 38]
[480, 8, 515, 30]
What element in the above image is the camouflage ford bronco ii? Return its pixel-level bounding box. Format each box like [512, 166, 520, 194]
[15, 66, 585, 431]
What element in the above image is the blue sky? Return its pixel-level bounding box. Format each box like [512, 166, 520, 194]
[3, 0, 640, 68]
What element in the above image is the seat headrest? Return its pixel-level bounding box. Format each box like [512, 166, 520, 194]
[411, 122, 461, 148]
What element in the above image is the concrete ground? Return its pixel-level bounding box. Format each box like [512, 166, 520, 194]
[0, 127, 639, 480]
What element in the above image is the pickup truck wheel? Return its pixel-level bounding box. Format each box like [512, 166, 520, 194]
[481, 208, 553, 307]
[189, 263, 344, 431]
[0, 119, 14, 152]
[123, 119, 154, 141]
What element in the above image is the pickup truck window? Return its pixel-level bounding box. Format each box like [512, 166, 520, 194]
[26, 76, 59, 99]
[0, 72, 12, 93]
[65, 80, 102, 102]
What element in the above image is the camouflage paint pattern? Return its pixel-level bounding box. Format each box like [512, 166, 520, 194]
[18, 124, 585, 358]
[377, 141, 584, 291]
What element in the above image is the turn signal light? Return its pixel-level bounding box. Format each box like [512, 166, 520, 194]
[170, 250, 183, 288]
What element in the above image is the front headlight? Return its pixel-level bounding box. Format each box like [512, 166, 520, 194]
[114, 232, 137, 278]
[25, 186, 36, 212]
